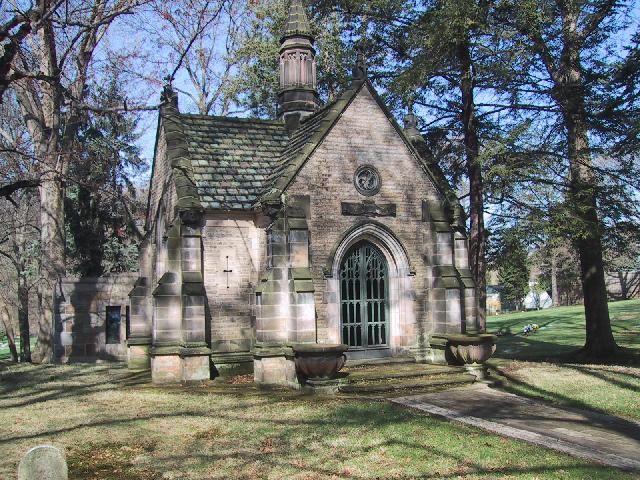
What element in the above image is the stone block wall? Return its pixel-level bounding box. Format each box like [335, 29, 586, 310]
[286, 86, 468, 353]
[54, 274, 138, 362]
[147, 125, 178, 232]
[202, 213, 266, 354]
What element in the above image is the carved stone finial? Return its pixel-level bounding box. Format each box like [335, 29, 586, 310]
[281, 0, 313, 43]
[452, 203, 466, 229]
[278, 0, 319, 126]
[352, 50, 367, 80]
[403, 108, 423, 145]
[404, 112, 418, 130]
[160, 80, 178, 110]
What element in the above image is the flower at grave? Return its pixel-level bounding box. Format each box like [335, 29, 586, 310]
[523, 323, 540, 335]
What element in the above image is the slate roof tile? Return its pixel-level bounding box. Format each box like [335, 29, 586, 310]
[179, 114, 289, 210]
[173, 79, 453, 211]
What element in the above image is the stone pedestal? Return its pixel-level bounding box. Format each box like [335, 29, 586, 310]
[181, 344, 211, 381]
[182, 352, 210, 381]
[127, 340, 151, 371]
[464, 362, 490, 381]
[150, 349, 182, 384]
[253, 345, 299, 388]
[412, 335, 454, 364]
[151, 345, 211, 383]
[303, 377, 346, 394]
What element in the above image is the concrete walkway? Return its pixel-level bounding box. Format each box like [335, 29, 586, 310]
[393, 383, 640, 472]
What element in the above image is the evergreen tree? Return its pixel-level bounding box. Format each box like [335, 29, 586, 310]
[366, 0, 524, 329]
[496, 0, 640, 356]
[65, 77, 145, 276]
[489, 227, 530, 310]
[229, 0, 356, 117]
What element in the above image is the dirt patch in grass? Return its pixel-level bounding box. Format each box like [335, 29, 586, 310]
[68, 442, 159, 480]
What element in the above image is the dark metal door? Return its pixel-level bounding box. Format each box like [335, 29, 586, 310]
[340, 242, 389, 349]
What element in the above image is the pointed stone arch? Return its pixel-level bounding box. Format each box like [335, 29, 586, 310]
[325, 223, 415, 356]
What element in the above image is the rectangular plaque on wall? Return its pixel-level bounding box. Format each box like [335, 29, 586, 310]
[341, 202, 396, 217]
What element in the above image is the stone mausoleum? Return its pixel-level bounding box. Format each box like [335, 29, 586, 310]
[54, 0, 478, 385]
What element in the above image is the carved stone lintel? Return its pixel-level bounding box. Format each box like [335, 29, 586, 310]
[341, 201, 396, 218]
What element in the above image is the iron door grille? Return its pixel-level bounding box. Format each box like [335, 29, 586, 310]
[340, 242, 389, 349]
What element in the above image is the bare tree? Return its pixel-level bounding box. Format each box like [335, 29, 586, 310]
[0, 0, 67, 101]
[6, 0, 150, 362]
[0, 305, 19, 362]
[0, 191, 40, 362]
[138, 0, 246, 115]
[0, 91, 40, 362]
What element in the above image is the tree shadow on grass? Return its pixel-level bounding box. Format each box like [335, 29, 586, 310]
[492, 367, 640, 442]
[491, 332, 640, 366]
[59, 402, 632, 480]
[492, 333, 581, 362]
[564, 364, 640, 392]
[488, 300, 640, 363]
[0, 363, 150, 409]
[1, 363, 635, 479]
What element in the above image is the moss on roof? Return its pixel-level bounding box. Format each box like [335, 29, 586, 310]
[179, 114, 289, 210]
[162, 79, 457, 213]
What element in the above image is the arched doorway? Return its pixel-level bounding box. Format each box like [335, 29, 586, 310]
[339, 241, 389, 351]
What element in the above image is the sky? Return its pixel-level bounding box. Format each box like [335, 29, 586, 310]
[108, 0, 640, 188]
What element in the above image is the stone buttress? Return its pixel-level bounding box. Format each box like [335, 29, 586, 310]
[128, 85, 211, 383]
[253, 196, 315, 387]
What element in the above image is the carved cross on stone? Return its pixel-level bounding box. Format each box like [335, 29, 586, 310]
[223, 256, 233, 289]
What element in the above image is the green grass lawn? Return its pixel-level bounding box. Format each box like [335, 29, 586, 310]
[487, 299, 640, 360]
[0, 363, 633, 480]
[0, 336, 37, 361]
[0, 301, 637, 479]
[487, 299, 640, 420]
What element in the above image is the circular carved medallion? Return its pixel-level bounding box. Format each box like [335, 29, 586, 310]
[354, 165, 381, 196]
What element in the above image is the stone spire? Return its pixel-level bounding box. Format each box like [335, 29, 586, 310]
[278, 0, 319, 131]
[160, 80, 178, 111]
[281, 0, 313, 41]
[352, 49, 367, 81]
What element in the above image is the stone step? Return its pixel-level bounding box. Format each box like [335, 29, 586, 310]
[339, 373, 475, 394]
[347, 366, 464, 384]
[346, 356, 416, 367]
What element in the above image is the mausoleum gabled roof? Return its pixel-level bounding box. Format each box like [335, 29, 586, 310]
[258, 78, 454, 206]
[158, 78, 455, 213]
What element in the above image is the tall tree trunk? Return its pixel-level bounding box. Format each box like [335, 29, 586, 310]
[35, 170, 65, 362]
[1, 306, 19, 362]
[18, 276, 32, 362]
[551, 248, 559, 306]
[616, 271, 628, 300]
[562, 92, 617, 356]
[457, 39, 487, 331]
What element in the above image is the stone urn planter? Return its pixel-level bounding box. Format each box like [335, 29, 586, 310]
[292, 344, 349, 393]
[446, 334, 497, 379]
[292, 343, 348, 379]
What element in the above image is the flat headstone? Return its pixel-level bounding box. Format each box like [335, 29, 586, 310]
[18, 445, 68, 480]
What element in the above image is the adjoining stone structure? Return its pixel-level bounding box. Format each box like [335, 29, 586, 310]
[54, 274, 137, 363]
[54, 0, 480, 384]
